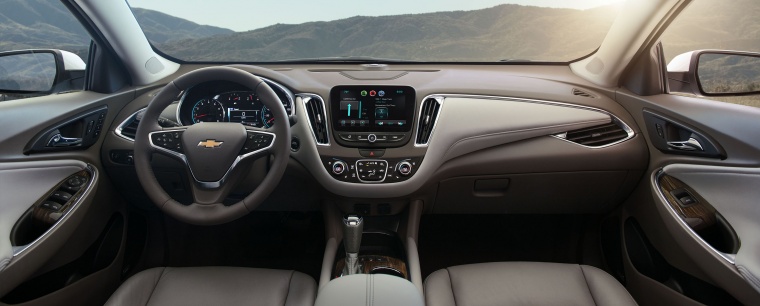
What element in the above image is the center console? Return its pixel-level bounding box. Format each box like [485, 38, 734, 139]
[319, 85, 424, 184]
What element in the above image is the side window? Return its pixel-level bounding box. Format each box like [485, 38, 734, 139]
[0, 0, 91, 101]
[660, 0, 760, 107]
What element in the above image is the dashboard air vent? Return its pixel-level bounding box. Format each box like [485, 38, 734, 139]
[415, 97, 442, 145]
[561, 122, 629, 147]
[304, 96, 329, 145]
[116, 110, 143, 141]
[572, 88, 596, 98]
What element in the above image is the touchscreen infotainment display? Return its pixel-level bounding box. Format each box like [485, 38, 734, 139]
[330, 86, 415, 132]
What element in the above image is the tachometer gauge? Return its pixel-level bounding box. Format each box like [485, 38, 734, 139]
[192, 98, 225, 123]
[261, 106, 275, 128]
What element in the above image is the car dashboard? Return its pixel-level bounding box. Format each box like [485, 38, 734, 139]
[105, 63, 648, 213]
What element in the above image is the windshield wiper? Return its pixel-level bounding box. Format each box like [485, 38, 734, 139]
[274, 56, 418, 63]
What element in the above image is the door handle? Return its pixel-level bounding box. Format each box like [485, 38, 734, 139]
[47, 133, 82, 147]
[667, 136, 703, 151]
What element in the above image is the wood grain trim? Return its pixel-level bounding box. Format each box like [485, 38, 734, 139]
[32, 170, 91, 224]
[658, 174, 716, 230]
[333, 255, 408, 280]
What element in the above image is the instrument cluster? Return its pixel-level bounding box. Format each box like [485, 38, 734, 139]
[177, 79, 294, 128]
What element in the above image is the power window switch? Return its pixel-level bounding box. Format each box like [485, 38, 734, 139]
[51, 191, 73, 202]
[41, 201, 63, 211]
[679, 196, 697, 206]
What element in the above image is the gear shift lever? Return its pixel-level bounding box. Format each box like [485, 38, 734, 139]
[342, 214, 363, 275]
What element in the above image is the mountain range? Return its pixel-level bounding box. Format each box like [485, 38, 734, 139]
[1, 0, 758, 63]
[0, 0, 233, 58]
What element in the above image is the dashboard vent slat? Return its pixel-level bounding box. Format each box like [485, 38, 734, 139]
[120, 119, 139, 139]
[304, 96, 329, 145]
[564, 123, 628, 147]
[415, 97, 442, 145]
[572, 88, 596, 98]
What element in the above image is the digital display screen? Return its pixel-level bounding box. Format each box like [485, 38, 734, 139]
[330, 86, 415, 132]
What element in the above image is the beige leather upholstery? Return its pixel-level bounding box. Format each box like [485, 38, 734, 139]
[424, 262, 637, 306]
[315, 274, 424, 306]
[104, 266, 316, 306]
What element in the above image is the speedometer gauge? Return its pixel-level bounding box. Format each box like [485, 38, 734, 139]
[261, 106, 275, 128]
[192, 98, 225, 123]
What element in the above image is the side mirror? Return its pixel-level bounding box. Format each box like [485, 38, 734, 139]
[0, 49, 86, 99]
[667, 50, 760, 97]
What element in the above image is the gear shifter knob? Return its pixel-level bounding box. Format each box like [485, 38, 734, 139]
[343, 214, 363, 254]
[342, 214, 363, 275]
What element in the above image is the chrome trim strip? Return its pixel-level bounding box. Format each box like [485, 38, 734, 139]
[652, 169, 736, 265]
[12, 164, 98, 257]
[114, 108, 145, 142]
[355, 159, 389, 183]
[148, 128, 276, 189]
[420, 94, 634, 149]
[414, 95, 444, 147]
[298, 93, 331, 146]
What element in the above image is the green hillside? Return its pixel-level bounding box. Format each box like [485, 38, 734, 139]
[155, 4, 618, 62]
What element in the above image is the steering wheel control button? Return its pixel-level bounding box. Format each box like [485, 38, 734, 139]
[151, 131, 185, 153]
[332, 160, 348, 175]
[359, 149, 385, 158]
[367, 134, 377, 143]
[397, 161, 413, 176]
[356, 160, 388, 182]
[241, 132, 274, 154]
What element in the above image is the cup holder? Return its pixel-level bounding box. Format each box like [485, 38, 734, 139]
[370, 266, 404, 278]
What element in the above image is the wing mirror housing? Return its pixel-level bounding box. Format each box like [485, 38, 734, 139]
[667, 50, 760, 97]
[0, 49, 86, 99]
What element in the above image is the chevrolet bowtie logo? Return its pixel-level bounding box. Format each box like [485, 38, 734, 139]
[198, 139, 223, 148]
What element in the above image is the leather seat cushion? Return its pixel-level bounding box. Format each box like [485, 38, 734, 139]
[104, 266, 316, 306]
[424, 262, 637, 306]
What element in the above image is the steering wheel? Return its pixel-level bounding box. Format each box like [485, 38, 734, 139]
[134, 67, 291, 225]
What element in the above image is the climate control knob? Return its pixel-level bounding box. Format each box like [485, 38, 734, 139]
[332, 160, 348, 175]
[396, 161, 413, 176]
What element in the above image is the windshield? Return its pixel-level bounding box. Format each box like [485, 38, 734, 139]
[128, 0, 622, 63]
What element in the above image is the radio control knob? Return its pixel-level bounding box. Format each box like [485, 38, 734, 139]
[397, 161, 413, 176]
[368, 134, 377, 143]
[332, 160, 348, 175]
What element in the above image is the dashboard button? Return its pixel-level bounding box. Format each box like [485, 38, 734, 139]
[367, 134, 377, 143]
[388, 134, 405, 141]
[332, 160, 348, 175]
[397, 161, 413, 176]
[338, 133, 356, 141]
[359, 149, 385, 158]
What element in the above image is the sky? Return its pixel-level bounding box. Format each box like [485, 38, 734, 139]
[127, 0, 621, 32]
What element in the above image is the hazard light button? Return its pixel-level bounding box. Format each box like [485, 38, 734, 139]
[359, 149, 385, 158]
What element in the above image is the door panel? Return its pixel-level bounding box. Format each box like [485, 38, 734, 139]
[615, 89, 760, 304]
[658, 164, 760, 294]
[0, 89, 140, 304]
[0, 160, 93, 294]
